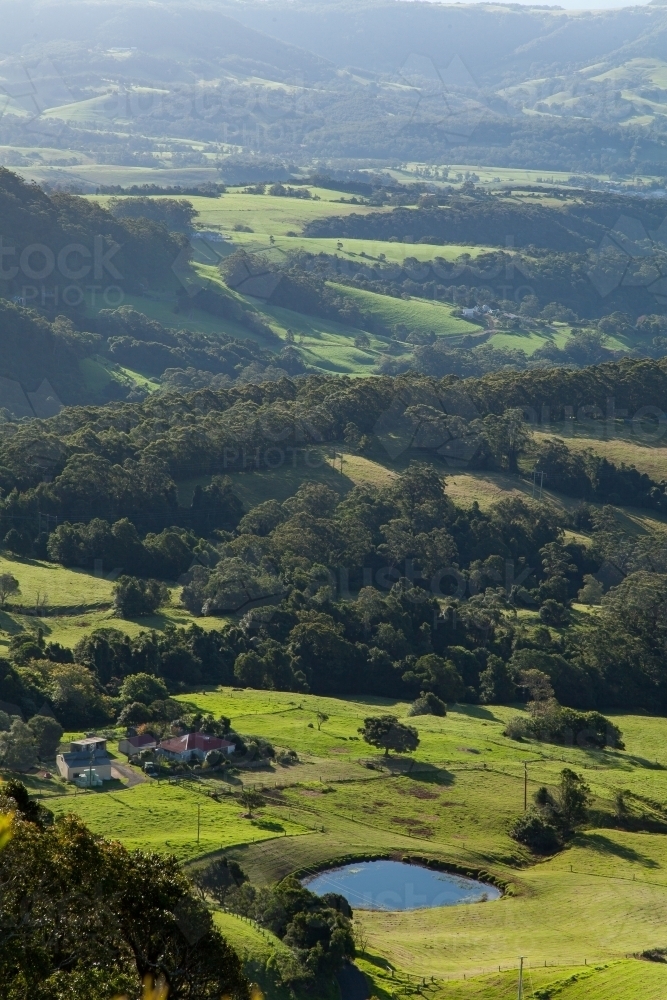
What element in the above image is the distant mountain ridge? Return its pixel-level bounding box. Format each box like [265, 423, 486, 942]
[0, 0, 665, 173]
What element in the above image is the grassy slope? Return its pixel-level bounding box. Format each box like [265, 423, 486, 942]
[534, 426, 667, 483]
[47, 777, 310, 862]
[0, 553, 224, 649]
[80, 188, 643, 377]
[92, 187, 388, 239]
[19, 684, 667, 995]
[360, 958, 667, 1000]
[165, 689, 667, 982]
[229, 229, 489, 263]
[328, 283, 481, 338]
[192, 263, 392, 375]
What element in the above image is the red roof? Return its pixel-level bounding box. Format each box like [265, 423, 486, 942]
[124, 734, 157, 749]
[158, 732, 234, 754]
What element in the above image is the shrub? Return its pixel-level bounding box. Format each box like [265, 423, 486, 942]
[117, 701, 154, 726]
[503, 716, 528, 740]
[511, 810, 562, 854]
[539, 600, 570, 626]
[0, 719, 38, 772]
[408, 691, 446, 716]
[505, 704, 624, 750]
[112, 576, 169, 618]
[358, 715, 419, 756]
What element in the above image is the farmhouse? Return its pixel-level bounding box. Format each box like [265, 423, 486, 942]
[118, 733, 158, 756]
[56, 736, 113, 782]
[157, 732, 236, 762]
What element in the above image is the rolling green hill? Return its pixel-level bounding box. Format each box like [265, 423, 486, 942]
[30, 684, 667, 996]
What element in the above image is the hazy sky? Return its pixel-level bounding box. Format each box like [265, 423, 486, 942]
[446, 0, 654, 9]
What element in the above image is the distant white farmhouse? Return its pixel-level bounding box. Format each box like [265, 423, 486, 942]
[56, 736, 113, 782]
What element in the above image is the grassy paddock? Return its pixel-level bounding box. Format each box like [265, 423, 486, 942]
[0, 553, 223, 650]
[229, 230, 490, 263]
[534, 427, 667, 482]
[48, 777, 309, 862]
[170, 689, 667, 979]
[30, 682, 667, 986]
[358, 956, 667, 1000]
[328, 283, 481, 338]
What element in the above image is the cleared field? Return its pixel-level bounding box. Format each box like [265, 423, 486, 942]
[390, 163, 613, 189]
[229, 230, 490, 263]
[91, 187, 388, 238]
[48, 777, 309, 862]
[19, 603, 226, 649]
[18, 163, 228, 189]
[87, 289, 259, 344]
[0, 554, 115, 609]
[174, 690, 667, 981]
[29, 679, 667, 990]
[534, 428, 667, 483]
[329, 283, 481, 338]
[444, 466, 667, 538]
[189, 263, 397, 375]
[0, 554, 223, 650]
[360, 958, 667, 1000]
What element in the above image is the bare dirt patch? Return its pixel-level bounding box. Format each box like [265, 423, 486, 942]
[405, 786, 439, 800]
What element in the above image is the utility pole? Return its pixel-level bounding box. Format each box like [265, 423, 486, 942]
[524, 763, 528, 811]
[197, 803, 201, 844]
[517, 957, 524, 1000]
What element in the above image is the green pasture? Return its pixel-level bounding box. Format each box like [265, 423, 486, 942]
[390, 163, 606, 189]
[190, 263, 403, 375]
[328, 283, 481, 338]
[171, 689, 667, 979]
[35, 164, 226, 187]
[90, 186, 386, 239]
[487, 328, 571, 355]
[534, 426, 667, 483]
[48, 777, 309, 862]
[23, 678, 667, 988]
[212, 908, 295, 968]
[229, 230, 490, 263]
[0, 553, 114, 610]
[0, 553, 224, 650]
[87, 289, 258, 343]
[359, 957, 667, 1000]
[21, 603, 226, 649]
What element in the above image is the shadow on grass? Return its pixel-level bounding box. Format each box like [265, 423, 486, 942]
[581, 832, 660, 868]
[382, 758, 454, 786]
[449, 703, 499, 722]
[0, 609, 28, 634]
[251, 819, 284, 832]
[358, 952, 393, 973]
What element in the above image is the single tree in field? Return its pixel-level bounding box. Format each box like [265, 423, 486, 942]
[358, 715, 419, 757]
[239, 788, 264, 818]
[316, 711, 329, 731]
[0, 573, 19, 607]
